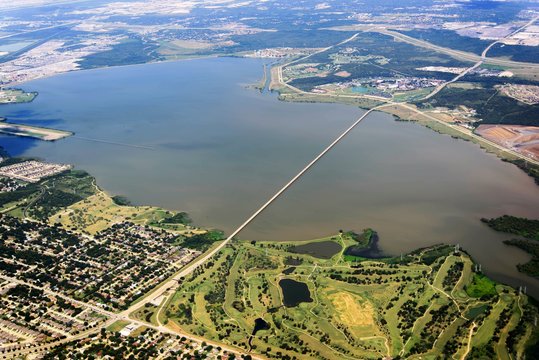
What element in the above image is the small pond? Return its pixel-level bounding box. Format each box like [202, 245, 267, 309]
[248, 318, 271, 350]
[466, 304, 489, 319]
[279, 279, 313, 307]
[252, 318, 270, 335]
[283, 267, 296, 275]
[289, 240, 342, 259]
[284, 256, 303, 266]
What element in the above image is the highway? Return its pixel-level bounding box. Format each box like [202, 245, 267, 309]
[396, 103, 539, 167]
[377, 23, 539, 70]
[0, 273, 255, 359]
[0, 21, 79, 41]
[284, 32, 360, 68]
[4, 18, 539, 358]
[423, 15, 539, 100]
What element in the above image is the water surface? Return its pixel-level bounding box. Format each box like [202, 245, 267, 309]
[1, 57, 539, 297]
[289, 240, 342, 259]
[279, 279, 313, 307]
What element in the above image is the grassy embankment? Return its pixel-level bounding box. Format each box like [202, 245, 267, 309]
[276, 73, 539, 184]
[49, 189, 196, 235]
[0, 168, 96, 220]
[0, 121, 72, 141]
[267, 29, 539, 184]
[0, 156, 208, 242]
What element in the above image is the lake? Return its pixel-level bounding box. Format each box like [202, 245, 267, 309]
[1, 57, 539, 297]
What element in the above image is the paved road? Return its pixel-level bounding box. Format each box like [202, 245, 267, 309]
[284, 32, 360, 68]
[378, 23, 539, 70]
[82, 97, 388, 359]
[0, 274, 252, 359]
[0, 22, 78, 39]
[5, 22, 539, 358]
[422, 60, 482, 100]
[1, 321, 108, 359]
[22, 186, 45, 220]
[0, 275, 115, 318]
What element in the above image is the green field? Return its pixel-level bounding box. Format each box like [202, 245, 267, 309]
[466, 274, 498, 298]
[0, 169, 96, 220]
[0, 89, 37, 104]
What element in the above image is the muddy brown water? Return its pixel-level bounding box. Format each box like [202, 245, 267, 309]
[3, 57, 539, 297]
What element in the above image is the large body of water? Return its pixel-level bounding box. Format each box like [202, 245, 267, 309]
[1, 57, 539, 296]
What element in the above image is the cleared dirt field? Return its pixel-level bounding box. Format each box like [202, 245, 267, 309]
[476, 124, 539, 160]
[330, 291, 375, 328]
[334, 70, 351, 77]
[329, 291, 380, 339]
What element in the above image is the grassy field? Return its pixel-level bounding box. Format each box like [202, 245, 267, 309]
[381, 104, 525, 165]
[278, 90, 384, 108]
[268, 26, 539, 185]
[0, 166, 204, 238]
[156, 40, 218, 60]
[157, 237, 538, 359]
[270, 60, 537, 186]
[49, 188, 200, 236]
[0, 89, 36, 104]
[107, 320, 130, 333]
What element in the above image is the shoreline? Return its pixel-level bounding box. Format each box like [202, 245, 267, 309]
[0, 118, 73, 141]
[271, 77, 539, 185]
[5, 54, 223, 88]
[2, 55, 538, 281]
[11, 52, 536, 168]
